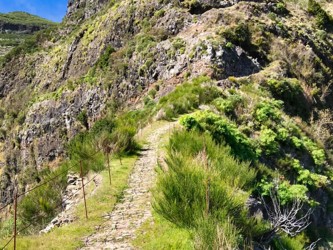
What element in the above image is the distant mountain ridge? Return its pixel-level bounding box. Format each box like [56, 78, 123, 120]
[0, 11, 55, 56]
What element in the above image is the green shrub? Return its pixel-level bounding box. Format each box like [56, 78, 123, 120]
[77, 110, 89, 129]
[275, 2, 288, 15]
[110, 124, 140, 155]
[222, 23, 251, 49]
[167, 130, 256, 189]
[135, 34, 156, 54]
[96, 45, 116, 69]
[67, 132, 105, 176]
[0, 217, 17, 238]
[195, 217, 241, 249]
[18, 164, 68, 231]
[18, 184, 60, 230]
[154, 9, 166, 18]
[265, 78, 309, 118]
[157, 76, 221, 120]
[148, 89, 157, 98]
[154, 130, 258, 247]
[225, 42, 234, 49]
[222, 23, 253, 50]
[180, 111, 257, 161]
[266, 78, 302, 99]
[117, 106, 155, 128]
[90, 117, 115, 136]
[253, 99, 283, 124]
[308, 0, 333, 28]
[213, 94, 243, 115]
[272, 233, 309, 249]
[290, 135, 327, 166]
[302, 137, 326, 165]
[172, 38, 186, 54]
[17, 112, 26, 125]
[259, 180, 309, 205]
[0, 108, 5, 119]
[258, 128, 279, 155]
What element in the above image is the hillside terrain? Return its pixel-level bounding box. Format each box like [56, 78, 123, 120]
[0, 12, 55, 56]
[0, 0, 333, 249]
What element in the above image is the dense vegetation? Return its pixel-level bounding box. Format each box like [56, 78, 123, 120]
[154, 130, 261, 248]
[0, 111, 140, 235]
[143, 75, 332, 248]
[1, 0, 333, 248]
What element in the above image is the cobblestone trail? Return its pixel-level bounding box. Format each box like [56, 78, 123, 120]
[81, 123, 174, 250]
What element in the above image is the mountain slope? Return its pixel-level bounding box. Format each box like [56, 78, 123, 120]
[0, 11, 55, 56]
[0, 0, 333, 248]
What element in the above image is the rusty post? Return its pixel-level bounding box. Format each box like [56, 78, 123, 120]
[80, 161, 88, 219]
[13, 187, 18, 250]
[107, 153, 111, 186]
[203, 146, 210, 217]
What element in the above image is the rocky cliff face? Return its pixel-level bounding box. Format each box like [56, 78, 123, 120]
[0, 0, 332, 230]
[0, 22, 41, 34]
[66, 0, 109, 23]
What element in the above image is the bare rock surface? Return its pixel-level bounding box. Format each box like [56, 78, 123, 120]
[81, 122, 174, 250]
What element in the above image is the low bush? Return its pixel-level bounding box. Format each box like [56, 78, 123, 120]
[213, 94, 243, 115]
[258, 128, 280, 155]
[110, 124, 139, 156]
[265, 78, 309, 118]
[308, 0, 333, 29]
[258, 180, 309, 205]
[77, 110, 89, 129]
[266, 78, 302, 99]
[90, 116, 115, 136]
[172, 37, 186, 54]
[19, 183, 62, 231]
[222, 23, 251, 49]
[154, 130, 259, 248]
[180, 111, 257, 161]
[157, 76, 221, 120]
[18, 164, 69, 231]
[253, 99, 283, 125]
[67, 132, 105, 175]
[96, 45, 116, 70]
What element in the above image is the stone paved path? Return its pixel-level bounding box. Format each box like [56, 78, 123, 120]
[81, 123, 173, 250]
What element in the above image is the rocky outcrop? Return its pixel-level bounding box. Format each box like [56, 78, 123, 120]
[0, 22, 41, 34]
[19, 85, 107, 169]
[184, 0, 239, 14]
[66, 0, 109, 22]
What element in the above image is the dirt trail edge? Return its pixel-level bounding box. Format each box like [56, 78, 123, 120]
[81, 122, 174, 250]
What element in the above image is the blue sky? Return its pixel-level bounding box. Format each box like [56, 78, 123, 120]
[0, 0, 68, 22]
